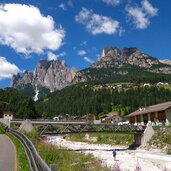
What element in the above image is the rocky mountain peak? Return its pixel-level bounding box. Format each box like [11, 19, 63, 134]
[122, 48, 138, 58]
[92, 47, 159, 69]
[11, 59, 77, 92]
[101, 47, 121, 57]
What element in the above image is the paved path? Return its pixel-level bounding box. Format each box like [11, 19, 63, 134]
[0, 134, 17, 171]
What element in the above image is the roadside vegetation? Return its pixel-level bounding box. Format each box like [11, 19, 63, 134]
[148, 126, 171, 154]
[7, 134, 30, 171]
[38, 143, 108, 171]
[0, 124, 5, 134]
[26, 128, 108, 171]
[65, 133, 134, 146]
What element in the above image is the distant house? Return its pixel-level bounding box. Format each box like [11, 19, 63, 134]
[81, 114, 96, 121]
[125, 101, 171, 125]
[100, 115, 108, 120]
[143, 83, 151, 87]
[3, 111, 13, 120]
[53, 116, 59, 121]
[101, 115, 122, 123]
[69, 116, 81, 121]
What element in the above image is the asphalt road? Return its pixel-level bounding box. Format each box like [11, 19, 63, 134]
[0, 134, 17, 171]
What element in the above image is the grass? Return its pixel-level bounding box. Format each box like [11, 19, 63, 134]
[7, 134, 30, 171]
[148, 126, 171, 154]
[65, 133, 134, 146]
[0, 124, 5, 134]
[25, 128, 109, 171]
[38, 142, 108, 171]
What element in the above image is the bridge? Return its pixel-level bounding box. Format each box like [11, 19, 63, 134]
[38, 123, 145, 134]
[36, 122, 149, 146]
[0, 119, 154, 146]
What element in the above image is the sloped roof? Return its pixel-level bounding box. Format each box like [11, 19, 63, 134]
[126, 101, 171, 117]
[3, 111, 14, 115]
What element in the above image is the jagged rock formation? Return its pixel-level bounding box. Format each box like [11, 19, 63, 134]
[92, 47, 159, 68]
[11, 60, 77, 91]
[72, 47, 171, 84]
[11, 47, 171, 93]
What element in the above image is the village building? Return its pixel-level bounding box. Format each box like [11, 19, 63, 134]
[3, 111, 13, 120]
[125, 101, 171, 125]
[101, 115, 122, 123]
[100, 112, 123, 124]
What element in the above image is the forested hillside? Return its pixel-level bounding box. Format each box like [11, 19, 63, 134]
[0, 88, 38, 118]
[36, 85, 171, 118]
[75, 64, 171, 84]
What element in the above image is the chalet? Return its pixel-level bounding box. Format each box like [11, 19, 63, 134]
[3, 111, 13, 120]
[101, 115, 122, 123]
[125, 101, 171, 125]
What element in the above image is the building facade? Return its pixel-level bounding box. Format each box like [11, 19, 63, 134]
[126, 101, 171, 125]
[101, 115, 122, 124]
[3, 111, 13, 120]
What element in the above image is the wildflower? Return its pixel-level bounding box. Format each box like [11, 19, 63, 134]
[135, 159, 142, 171]
[114, 162, 121, 171]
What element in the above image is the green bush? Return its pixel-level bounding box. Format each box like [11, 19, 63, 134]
[149, 127, 171, 152]
[38, 142, 108, 171]
[166, 146, 171, 154]
[0, 124, 5, 134]
[66, 133, 134, 146]
[26, 129, 108, 171]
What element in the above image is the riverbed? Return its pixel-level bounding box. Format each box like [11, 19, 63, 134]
[45, 136, 171, 171]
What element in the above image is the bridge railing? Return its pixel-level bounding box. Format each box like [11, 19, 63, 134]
[7, 129, 51, 171]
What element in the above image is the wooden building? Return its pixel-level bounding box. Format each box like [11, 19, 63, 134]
[125, 101, 171, 125]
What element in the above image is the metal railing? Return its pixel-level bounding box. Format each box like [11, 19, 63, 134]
[39, 123, 146, 135]
[7, 129, 51, 171]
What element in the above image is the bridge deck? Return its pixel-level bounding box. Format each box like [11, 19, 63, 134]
[10, 119, 145, 135]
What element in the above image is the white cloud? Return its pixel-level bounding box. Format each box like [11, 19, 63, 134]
[126, 7, 149, 29]
[126, 0, 158, 29]
[47, 51, 66, 60]
[75, 7, 122, 35]
[84, 57, 94, 64]
[0, 4, 65, 55]
[102, 0, 122, 6]
[78, 50, 87, 56]
[0, 57, 20, 80]
[141, 0, 158, 17]
[58, 3, 67, 11]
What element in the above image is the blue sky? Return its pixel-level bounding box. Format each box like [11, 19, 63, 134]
[0, 0, 171, 88]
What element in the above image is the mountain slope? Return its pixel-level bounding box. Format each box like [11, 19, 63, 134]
[11, 47, 171, 96]
[35, 85, 171, 118]
[0, 88, 38, 118]
[92, 47, 159, 68]
[73, 47, 171, 84]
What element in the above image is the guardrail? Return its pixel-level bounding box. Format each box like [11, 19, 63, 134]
[7, 129, 51, 171]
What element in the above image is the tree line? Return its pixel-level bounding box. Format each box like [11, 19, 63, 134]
[35, 85, 171, 118]
[0, 88, 38, 118]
